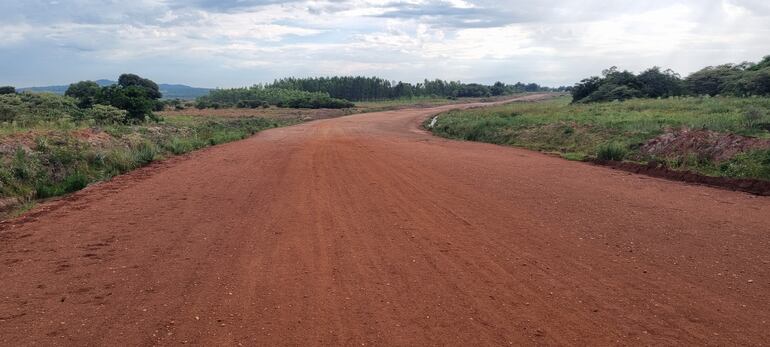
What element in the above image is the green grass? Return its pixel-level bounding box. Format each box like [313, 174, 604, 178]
[428, 96, 770, 180]
[0, 114, 300, 218]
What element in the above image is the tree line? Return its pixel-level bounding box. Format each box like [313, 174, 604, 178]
[195, 86, 354, 109]
[267, 77, 564, 101]
[572, 55, 770, 103]
[0, 74, 161, 125]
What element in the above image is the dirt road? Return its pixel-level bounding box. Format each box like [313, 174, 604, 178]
[1, 95, 769, 346]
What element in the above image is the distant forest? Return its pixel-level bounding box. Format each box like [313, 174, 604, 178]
[266, 77, 565, 101]
[572, 55, 770, 103]
[196, 77, 566, 109]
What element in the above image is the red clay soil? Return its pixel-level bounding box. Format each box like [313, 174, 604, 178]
[640, 128, 770, 162]
[1, 95, 769, 346]
[595, 160, 770, 196]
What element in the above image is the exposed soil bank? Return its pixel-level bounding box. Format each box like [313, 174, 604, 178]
[593, 159, 770, 195]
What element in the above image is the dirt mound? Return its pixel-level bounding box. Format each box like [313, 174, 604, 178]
[0, 131, 38, 155]
[641, 129, 770, 162]
[72, 127, 115, 147]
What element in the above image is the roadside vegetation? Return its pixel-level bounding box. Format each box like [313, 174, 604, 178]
[195, 86, 355, 109]
[267, 76, 566, 100]
[193, 76, 568, 111]
[429, 56, 770, 183]
[2, 73, 530, 217]
[572, 56, 770, 103]
[0, 110, 296, 217]
[428, 96, 770, 181]
[0, 74, 307, 217]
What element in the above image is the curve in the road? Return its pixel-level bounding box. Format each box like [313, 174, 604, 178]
[1, 95, 769, 346]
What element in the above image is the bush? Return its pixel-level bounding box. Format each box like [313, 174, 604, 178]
[65, 81, 101, 108]
[198, 87, 354, 109]
[572, 56, 770, 103]
[236, 100, 267, 108]
[0, 94, 21, 121]
[742, 107, 766, 129]
[85, 104, 127, 124]
[104, 148, 136, 174]
[719, 150, 770, 180]
[0, 93, 80, 124]
[163, 137, 195, 155]
[596, 142, 627, 161]
[132, 141, 159, 164]
[0, 86, 16, 95]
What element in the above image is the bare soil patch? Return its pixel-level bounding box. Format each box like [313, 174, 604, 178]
[641, 128, 770, 162]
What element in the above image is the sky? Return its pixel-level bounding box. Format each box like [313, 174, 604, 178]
[1, 0, 769, 88]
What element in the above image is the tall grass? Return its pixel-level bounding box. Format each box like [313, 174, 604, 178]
[428, 96, 770, 180]
[0, 115, 298, 216]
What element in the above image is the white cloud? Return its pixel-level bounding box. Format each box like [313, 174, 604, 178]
[1, 0, 769, 87]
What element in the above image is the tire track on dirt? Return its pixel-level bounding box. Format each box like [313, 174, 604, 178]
[1, 94, 769, 345]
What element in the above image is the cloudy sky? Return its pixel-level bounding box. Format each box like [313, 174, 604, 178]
[1, 0, 769, 88]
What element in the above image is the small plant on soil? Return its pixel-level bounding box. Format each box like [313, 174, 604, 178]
[597, 142, 627, 161]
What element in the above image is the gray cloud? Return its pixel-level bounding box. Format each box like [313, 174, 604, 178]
[1, 0, 768, 88]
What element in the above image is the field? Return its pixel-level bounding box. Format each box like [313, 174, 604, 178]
[428, 96, 770, 181]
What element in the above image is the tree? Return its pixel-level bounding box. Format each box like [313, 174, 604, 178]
[65, 81, 101, 108]
[0, 86, 15, 95]
[571, 76, 601, 102]
[637, 67, 683, 98]
[98, 85, 156, 122]
[456, 83, 491, 97]
[491, 81, 506, 96]
[685, 64, 742, 96]
[729, 68, 770, 96]
[602, 67, 641, 90]
[118, 73, 162, 99]
[747, 56, 770, 71]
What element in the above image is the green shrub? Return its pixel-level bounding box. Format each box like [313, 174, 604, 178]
[719, 150, 770, 180]
[62, 171, 90, 193]
[743, 107, 765, 129]
[0, 111, 298, 216]
[0, 86, 16, 95]
[596, 143, 627, 161]
[198, 87, 354, 109]
[132, 141, 159, 165]
[11, 149, 35, 181]
[65, 81, 101, 108]
[0, 93, 79, 124]
[86, 104, 127, 124]
[163, 137, 195, 154]
[104, 148, 136, 174]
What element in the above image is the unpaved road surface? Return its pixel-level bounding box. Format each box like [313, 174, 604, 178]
[1, 95, 769, 346]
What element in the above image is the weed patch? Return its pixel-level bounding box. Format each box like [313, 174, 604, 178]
[0, 114, 298, 217]
[427, 96, 770, 181]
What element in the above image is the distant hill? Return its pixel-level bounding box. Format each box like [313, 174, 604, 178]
[19, 80, 211, 100]
[157, 84, 211, 99]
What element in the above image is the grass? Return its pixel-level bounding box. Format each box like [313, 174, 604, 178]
[596, 142, 627, 161]
[427, 96, 770, 181]
[0, 114, 300, 218]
